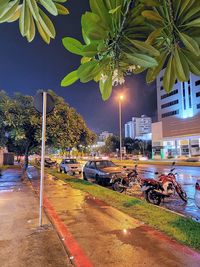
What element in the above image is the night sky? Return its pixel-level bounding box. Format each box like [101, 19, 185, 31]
[0, 0, 157, 135]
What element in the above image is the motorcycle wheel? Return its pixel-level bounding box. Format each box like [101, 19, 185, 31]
[176, 185, 188, 202]
[145, 189, 161, 205]
[112, 180, 124, 193]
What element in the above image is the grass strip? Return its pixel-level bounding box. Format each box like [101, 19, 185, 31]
[48, 169, 200, 251]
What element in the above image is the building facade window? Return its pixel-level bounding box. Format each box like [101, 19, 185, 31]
[161, 110, 179, 118]
[195, 80, 200, 86]
[183, 83, 186, 110]
[161, 89, 178, 100]
[160, 76, 163, 82]
[196, 92, 200, 97]
[161, 100, 179, 109]
[197, 103, 200, 109]
[188, 86, 192, 108]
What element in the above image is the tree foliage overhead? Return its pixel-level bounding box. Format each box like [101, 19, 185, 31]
[61, 0, 200, 100]
[0, 0, 69, 43]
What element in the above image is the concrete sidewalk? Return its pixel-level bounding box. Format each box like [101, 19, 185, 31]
[0, 168, 72, 267]
[28, 166, 200, 267]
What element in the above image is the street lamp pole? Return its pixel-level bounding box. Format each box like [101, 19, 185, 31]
[119, 95, 123, 161]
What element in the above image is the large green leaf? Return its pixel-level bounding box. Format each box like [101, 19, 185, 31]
[163, 55, 176, 93]
[0, 0, 19, 23]
[125, 53, 158, 68]
[181, 3, 200, 24]
[26, 13, 35, 42]
[77, 60, 99, 83]
[128, 39, 160, 57]
[36, 20, 50, 44]
[146, 52, 168, 83]
[185, 18, 200, 27]
[54, 3, 69, 15]
[39, 8, 55, 38]
[27, 0, 39, 21]
[183, 50, 200, 76]
[62, 37, 83, 55]
[0, 0, 10, 18]
[179, 32, 200, 56]
[81, 12, 107, 40]
[142, 10, 163, 21]
[82, 42, 98, 57]
[89, 0, 111, 29]
[19, 0, 30, 37]
[40, 0, 58, 16]
[7, 5, 21, 22]
[100, 74, 112, 101]
[174, 47, 189, 82]
[61, 71, 79, 87]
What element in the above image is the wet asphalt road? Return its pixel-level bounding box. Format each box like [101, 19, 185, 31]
[134, 164, 200, 221]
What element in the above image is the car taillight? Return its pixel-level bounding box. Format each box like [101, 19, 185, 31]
[196, 182, 200, 191]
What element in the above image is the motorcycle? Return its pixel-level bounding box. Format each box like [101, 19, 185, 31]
[141, 162, 188, 205]
[112, 165, 141, 193]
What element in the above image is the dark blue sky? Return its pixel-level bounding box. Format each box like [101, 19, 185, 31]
[0, 0, 157, 135]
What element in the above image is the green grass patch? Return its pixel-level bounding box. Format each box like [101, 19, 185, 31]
[48, 169, 200, 251]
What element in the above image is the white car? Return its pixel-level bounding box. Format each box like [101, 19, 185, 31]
[59, 159, 82, 175]
[195, 179, 200, 209]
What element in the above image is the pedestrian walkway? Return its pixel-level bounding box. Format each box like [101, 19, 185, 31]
[0, 167, 72, 267]
[28, 166, 200, 267]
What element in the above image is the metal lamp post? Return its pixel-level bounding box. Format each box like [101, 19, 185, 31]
[119, 95, 124, 161]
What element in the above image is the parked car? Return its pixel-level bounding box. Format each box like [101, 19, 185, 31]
[36, 157, 58, 168]
[59, 158, 82, 175]
[83, 159, 127, 185]
[195, 179, 200, 209]
[185, 157, 199, 162]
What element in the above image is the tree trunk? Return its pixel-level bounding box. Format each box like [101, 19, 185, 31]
[21, 142, 31, 180]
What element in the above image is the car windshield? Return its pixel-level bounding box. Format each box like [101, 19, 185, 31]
[64, 159, 77, 164]
[96, 161, 116, 168]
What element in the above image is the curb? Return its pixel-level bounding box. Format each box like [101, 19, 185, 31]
[43, 196, 93, 267]
[27, 174, 93, 267]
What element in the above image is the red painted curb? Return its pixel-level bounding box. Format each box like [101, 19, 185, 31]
[43, 196, 93, 267]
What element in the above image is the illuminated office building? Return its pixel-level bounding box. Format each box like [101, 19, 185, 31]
[152, 69, 200, 158]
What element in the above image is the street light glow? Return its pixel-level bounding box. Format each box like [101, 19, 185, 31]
[119, 95, 124, 101]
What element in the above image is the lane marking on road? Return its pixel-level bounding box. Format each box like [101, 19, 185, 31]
[43, 196, 94, 267]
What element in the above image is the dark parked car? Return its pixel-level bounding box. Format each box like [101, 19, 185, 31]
[36, 157, 57, 168]
[83, 160, 126, 185]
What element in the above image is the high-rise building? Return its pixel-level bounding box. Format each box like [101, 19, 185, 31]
[125, 115, 152, 140]
[98, 131, 113, 141]
[152, 70, 200, 158]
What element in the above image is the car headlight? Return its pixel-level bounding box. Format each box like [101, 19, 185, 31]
[99, 172, 109, 177]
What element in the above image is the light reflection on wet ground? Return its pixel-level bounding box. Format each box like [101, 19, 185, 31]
[127, 165, 200, 221]
[0, 168, 23, 192]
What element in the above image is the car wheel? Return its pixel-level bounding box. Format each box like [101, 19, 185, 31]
[79, 171, 82, 175]
[83, 172, 88, 181]
[59, 168, 62, 173]
[95, 175, 102, 185]
[64, 168, 67, 174]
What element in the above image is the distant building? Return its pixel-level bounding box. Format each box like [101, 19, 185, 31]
[125, 115, 152, 140]
[152, 70, 200, 159]
[98, 131, 113, 141]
